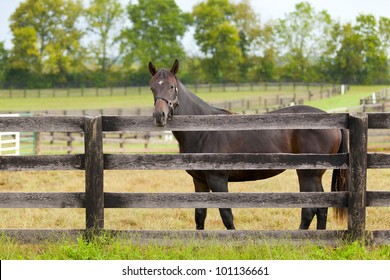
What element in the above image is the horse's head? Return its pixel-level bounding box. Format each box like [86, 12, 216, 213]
[149, 59, 180, 127]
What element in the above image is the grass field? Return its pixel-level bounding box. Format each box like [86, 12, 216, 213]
[1, 84, 390, 259]
[0, 84, 386, 112]
[2, 234, 390, 260]
[1, 168, 390, 259]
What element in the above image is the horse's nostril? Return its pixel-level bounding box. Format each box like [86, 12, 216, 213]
[153, 111, 167, 126]
[153, 111, 165, 119]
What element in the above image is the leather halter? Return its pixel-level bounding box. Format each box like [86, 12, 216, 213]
[154, 93, 179, 120]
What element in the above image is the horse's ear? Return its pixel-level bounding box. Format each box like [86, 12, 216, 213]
[148, 61, 157, 76]
[170, 59, 179, 75]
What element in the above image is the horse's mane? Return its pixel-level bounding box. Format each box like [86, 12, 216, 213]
[177, 80, 232, 115]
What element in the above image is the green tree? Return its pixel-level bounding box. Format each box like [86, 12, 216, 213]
[379, 17, 390, 52]
[85, 0, 124, 75]
[0, 42, 9, 86]
[250, 22, 279, 82]
[325, 22, 365, 84]
[122, 0, 190, 71]
[324, 15, 390, 84]
[45, 0, 84, 84]
[9, 0, 84, 86]
[193, 0, 242, 82]
[354, 15, 389, 84]
[275, 2, 333, 82]
[233, 0, 262, 81]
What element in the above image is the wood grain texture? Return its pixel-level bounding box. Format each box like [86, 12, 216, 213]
[104, 153, 349, 170]
[367, 113, 390, 129]
[348, 113, 368, 239]
[84, 116, 104, 230]
[366, 191, 390, 207]
[102, 114, 349, 132]
[0, 116, 84, 132]
[0, 155, 83, 171]
[1, 229, 390, 245]
[1, 191, 387, 209]
[104, 192, 348, 209]
[0, 192, 85, 208]
[367, 153, 390, 168]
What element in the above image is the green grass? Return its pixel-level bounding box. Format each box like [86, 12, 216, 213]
[2, 84, 386, 112]
[1, 234, 390, 260]
[305, 85, 388, 111]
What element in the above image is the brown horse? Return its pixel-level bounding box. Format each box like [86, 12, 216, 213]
[149, 59, 348, 230]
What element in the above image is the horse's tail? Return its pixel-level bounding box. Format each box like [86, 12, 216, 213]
[331, 129, 349, 223]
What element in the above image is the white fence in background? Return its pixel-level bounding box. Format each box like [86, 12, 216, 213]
[0, 114, 20, 156]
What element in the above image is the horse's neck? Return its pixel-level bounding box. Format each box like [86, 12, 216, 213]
[175, 82, 225, 116]
[173, 82, 229, 153]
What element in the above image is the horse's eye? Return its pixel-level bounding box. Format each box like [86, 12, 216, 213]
[170, 84, 175, 89]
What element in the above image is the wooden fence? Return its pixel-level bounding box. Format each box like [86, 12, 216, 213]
[0, 84, 344, 155]
[0, 113, 390, 244]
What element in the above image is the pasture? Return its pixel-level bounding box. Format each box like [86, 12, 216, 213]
[0, 84, 385, 112]
[1, 84, 390, 259]
[1, 169, 390, 259]
[1, 169, 390, 231]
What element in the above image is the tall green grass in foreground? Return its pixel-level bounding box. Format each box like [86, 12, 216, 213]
[1, 235, 390, 260]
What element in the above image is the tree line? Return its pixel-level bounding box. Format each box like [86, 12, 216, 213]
[0, 0, 389, 89]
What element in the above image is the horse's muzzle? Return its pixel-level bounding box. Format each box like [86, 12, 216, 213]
[153, 111, 167, 127]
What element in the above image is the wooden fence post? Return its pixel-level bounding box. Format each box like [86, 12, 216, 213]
[348, 113, 368, 241]
[84, 115, 104, 234]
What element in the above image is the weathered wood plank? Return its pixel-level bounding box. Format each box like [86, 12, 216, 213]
[104, 192, 348, 208]
[348, 113, 368, 240]
[367, 113, 390, 129]
[84, 116, 104, 230]
[103, 114, 349, 132]
[0, 116, 84, 132]
[0, 191, 348, 210]
[2, 191, 386, 209]
[367, 153, 390, 168]
[371, 230, 390, 245]
[0, 229, 84, 243]
[0, 192, 85, 208]
[0, 155, 84, 171]
[111, 230, 348, 246]
[366, 191, 390, 207]
[2, 228, 389, 245]
[0, 153, 348, 171]
[0, 229, 348, 245]
[104, 153, 349, 170]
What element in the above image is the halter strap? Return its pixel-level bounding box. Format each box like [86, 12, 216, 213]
[154, 95, 179, 119]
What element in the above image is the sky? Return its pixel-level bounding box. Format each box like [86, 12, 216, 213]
[1, 0, 389, 50]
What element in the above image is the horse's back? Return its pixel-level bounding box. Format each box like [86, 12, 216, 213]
[269, 105, 326, 114]
[273, 105, 341, 154]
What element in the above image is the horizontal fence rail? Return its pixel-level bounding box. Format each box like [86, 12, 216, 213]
[0, 114, 350, 132]
[102, 114, 350, 131]
[2, 191, 389, 209]
[0, 113, 390, 244]
[1, 153, 389, 171]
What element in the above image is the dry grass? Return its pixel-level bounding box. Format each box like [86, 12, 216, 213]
[1, 168, 389, 231]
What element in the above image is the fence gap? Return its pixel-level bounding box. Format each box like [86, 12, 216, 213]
[84, 115, 104, 234]
[348, 113, 368, 241]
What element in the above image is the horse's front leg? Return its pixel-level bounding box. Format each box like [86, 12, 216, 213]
[193, 177, 209, 230]
[205, 173, 235, 230]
